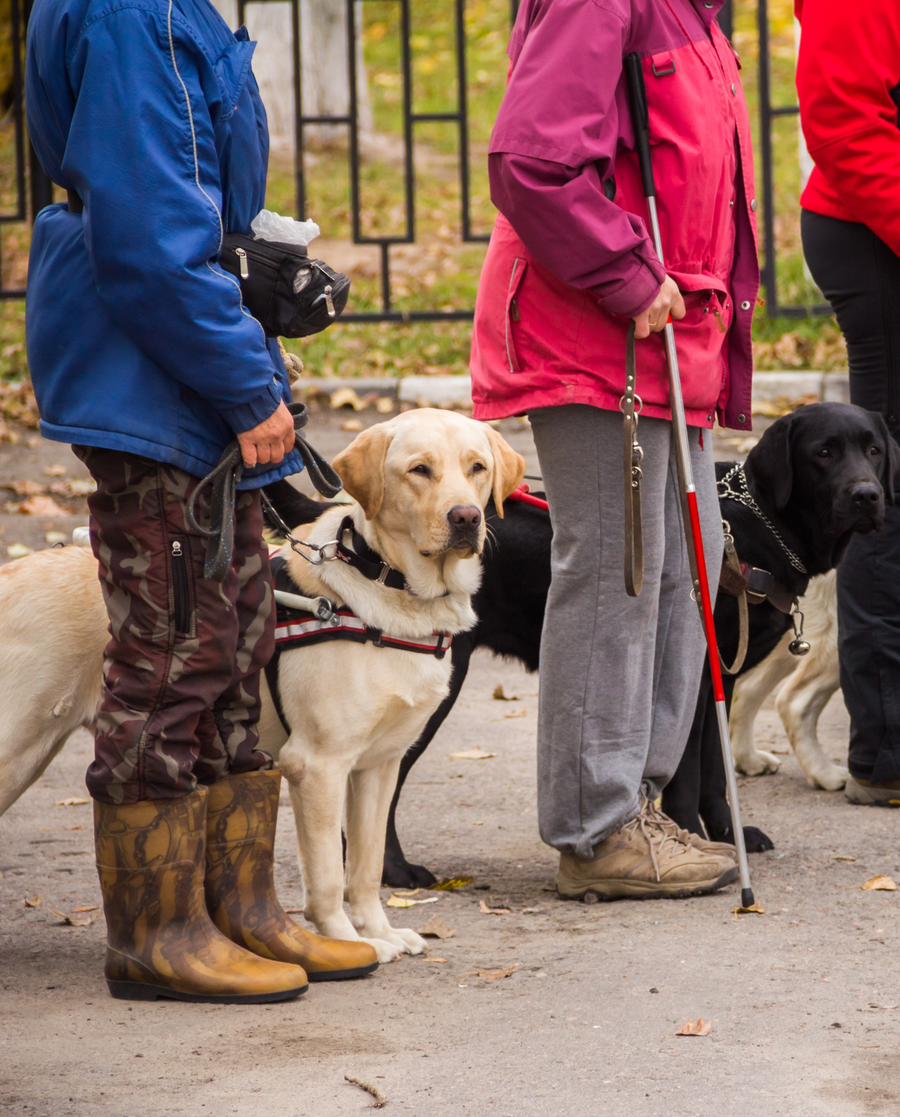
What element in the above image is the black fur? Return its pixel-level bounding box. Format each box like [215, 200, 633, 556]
[262, 402, 897, 886]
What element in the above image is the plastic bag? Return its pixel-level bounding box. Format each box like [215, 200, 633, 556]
[250, 209, 320, 247]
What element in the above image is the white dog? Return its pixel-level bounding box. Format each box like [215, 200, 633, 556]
[0, 409, 524, 964]
[729, 572, 844, 790]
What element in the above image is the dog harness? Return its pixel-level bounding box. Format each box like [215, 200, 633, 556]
[265, 555, 452, 733]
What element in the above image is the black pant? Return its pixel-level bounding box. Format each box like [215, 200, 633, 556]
[802, 209, 900, 781]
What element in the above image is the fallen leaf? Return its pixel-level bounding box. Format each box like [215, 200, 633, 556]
[861, 876, 897, 891]
[53, 478, 95, 496]
[330, 387, 367, 411]
[42, 464, 67, 477]
[44, 531, 68, 544]
[49, 909, 94, 927]
[6, 543, 34, 558]
[24, 896, 41, 908]
[478, 900, 511, 915]
[386, 893, 439, 908]
[375, 396, 394, 414]
[732, 903, 765, 915]
[340, 417, 363, 432]
[674, 1018, 711, 1036]
[344, 1076, 387, 1108]
[63, 826, 83, 831]
[9, 479, 42, 496]
[503, 708, 527, 719]
[834, 856, 857, 862]
[14, 495, 70, 517]
[429, 877, 472, 891]
[427, 957, 448, 963]
[449, 748, 495, 760]
[418, 915, 455, 939]
[71, 904, 99, 914]
[457, 964, 518, 981]
[57, 798, 90, 806]
[492, 685, 518, 701]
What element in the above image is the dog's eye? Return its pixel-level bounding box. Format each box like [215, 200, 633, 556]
[869, 446, 882, 456]
[817, 448, 832, 458]
[409, 464, 431, 477]
[472, 462, 487, 474]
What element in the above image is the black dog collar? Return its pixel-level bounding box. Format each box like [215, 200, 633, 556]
[334, 516, 411, 592]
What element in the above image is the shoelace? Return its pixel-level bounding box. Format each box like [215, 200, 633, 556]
[621, 798, 693, 882]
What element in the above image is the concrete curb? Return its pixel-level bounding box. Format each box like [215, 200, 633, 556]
[294, 370, 850, 409]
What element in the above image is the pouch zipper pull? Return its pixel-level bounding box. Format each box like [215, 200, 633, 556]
[235, 247, 249, 279]
[324, 284, 335, 317]
[510, 297, 520, 322]
[712, 307, 727, 333]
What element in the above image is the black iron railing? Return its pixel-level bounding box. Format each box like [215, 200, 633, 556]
[3, 0, 831, 320]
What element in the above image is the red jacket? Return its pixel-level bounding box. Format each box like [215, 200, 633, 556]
[796, 0, 900, 255]
[470, 0, 759, 431]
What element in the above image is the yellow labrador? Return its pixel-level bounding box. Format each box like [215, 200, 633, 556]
[0, 409, 524, 964]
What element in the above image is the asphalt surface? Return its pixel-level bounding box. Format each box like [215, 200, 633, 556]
[1, 406, 898, 1117]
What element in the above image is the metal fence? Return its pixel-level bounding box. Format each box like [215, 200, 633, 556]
[1, 0, 829, 320]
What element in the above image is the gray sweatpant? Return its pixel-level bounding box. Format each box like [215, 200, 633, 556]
[529, 404, 721, 859]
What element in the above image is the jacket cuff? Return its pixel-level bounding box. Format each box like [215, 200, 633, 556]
[218, 380, 283, 434]
[593, 257, 665, 318]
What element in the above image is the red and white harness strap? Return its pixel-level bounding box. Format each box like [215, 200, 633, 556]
[274, 606, 452, 657]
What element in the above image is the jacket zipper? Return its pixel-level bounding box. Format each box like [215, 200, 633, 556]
[170, 539, 192, 635]
[505, 258, 523, 373]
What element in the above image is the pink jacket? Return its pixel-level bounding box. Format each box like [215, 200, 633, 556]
[470, 0, 759, 431]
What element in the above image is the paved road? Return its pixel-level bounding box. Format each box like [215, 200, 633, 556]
[2, 406, 897, 1116]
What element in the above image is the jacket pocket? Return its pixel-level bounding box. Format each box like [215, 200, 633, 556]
[169, 538, 194, 638]
[213, 38, 256, 123]
[505, 257, 528, 373]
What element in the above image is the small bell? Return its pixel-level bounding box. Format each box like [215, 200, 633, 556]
[789, 638, 811, 657]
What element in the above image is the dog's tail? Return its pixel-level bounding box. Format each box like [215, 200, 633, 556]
[261, 479, 337, 535]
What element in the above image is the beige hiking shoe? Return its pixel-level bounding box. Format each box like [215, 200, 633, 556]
[556, 800, 739, 901]
[643, 797, 737, 860]
[845, 775, 900, 806]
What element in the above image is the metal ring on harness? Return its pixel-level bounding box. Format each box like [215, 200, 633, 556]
[620, 321, 644, 597]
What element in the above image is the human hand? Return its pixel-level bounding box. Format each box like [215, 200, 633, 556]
[633, 275, 686, 339]
[236, 400, 295, 468]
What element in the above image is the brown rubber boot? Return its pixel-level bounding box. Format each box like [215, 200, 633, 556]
[556, 799, 739, 901]
[205, 771, 379, 982]
[94, 789, 309, 1003]
[643, 797, 736, 859]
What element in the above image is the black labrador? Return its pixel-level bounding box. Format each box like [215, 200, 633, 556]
[264, 401, 897, 887]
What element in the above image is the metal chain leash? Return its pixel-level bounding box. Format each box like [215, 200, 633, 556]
[716, 463, 807, 575]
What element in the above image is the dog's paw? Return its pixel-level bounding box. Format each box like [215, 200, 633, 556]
[735, 749, 782, 777]
[382, 859, 438, 890]
[806, 763, 849, 791]
[360, 937, 407, 964]
[391, 927, 428, 955]
[743, 826, 775, 853]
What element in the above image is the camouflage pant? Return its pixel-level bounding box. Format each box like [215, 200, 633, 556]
[73, 447, 275, 805]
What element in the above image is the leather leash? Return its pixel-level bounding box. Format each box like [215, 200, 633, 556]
[620, 321, 644, 596]
[718, 520, 749, 675]
[187, 402, 342, 581]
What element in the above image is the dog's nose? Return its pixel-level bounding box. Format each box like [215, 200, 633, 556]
[448, 505, 482, 530]
[850, 482, 881, 509]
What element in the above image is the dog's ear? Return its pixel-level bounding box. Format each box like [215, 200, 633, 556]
[746, 413, 794, 510]
[332, 424, 393, 520]
[869, 411, 900, 505]
[484, 425, 526, 518]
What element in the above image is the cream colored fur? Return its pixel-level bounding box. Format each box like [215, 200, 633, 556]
[0, 409, 524, 965]
[730, 572, 844, 790]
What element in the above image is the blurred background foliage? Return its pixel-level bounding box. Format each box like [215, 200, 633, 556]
[1, 0, 846, 393]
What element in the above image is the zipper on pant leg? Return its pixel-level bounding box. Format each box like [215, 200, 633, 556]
[170, 539, 192, 636]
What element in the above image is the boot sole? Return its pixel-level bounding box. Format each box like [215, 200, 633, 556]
[307, 961, 379, 982]
[556, 864, 739, 902]
[107, 980, 308, 1004]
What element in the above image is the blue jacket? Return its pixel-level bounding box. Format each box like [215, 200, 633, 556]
[25, 0, 303, 487]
